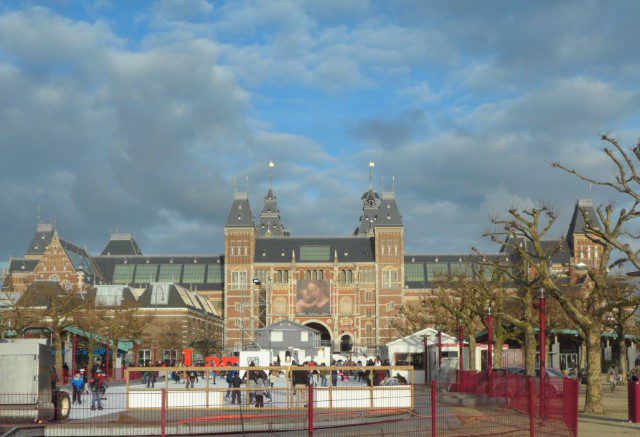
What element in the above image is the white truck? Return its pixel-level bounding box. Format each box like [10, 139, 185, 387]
[0, 339, 70, 422]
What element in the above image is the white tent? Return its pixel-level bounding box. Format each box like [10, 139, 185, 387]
[383, 328, 463, 384]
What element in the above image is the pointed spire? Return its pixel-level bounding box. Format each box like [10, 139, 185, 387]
[268, 160, 275, 189]
[369, 161, 375, 189]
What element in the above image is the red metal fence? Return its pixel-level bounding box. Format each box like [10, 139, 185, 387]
[0, 367, 578, 436]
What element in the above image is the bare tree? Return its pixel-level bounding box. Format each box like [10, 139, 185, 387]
[487, 203, 640, 413]
[7, 282, 89, 378]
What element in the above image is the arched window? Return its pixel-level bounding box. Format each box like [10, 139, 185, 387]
[340, 270, 346, 283]
[306, 270, 311, 280]
[346, 269, 353, 283]
[318, 270, 323, 280]
[283, 270, 289, 283]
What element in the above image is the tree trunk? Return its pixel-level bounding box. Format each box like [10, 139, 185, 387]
[579, 340, 587, 370]
[468, 335, 477, 371]
[53, 330, 63, 379]
[523, 326, 536, 377]
[584, 328, 604, 414]
[617, 328, 628, 381]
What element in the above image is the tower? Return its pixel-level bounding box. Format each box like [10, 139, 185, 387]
[223, 178, 257, 349]
[373, 177, 404, 346]
[257, 189, 287, 237]
[567, 199, 601, 271]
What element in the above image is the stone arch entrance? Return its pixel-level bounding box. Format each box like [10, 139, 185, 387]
[304, 322, 332, 344]
[340, 334, 353, 352]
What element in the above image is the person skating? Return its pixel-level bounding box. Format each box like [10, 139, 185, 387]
[608, 363, 619, 392]
[71, 372, 85, 405]
[90, 369, 108, 411]
[230, 371, 242, 405]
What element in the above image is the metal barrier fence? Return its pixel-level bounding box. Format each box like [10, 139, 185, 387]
[0, 367, 578, 436]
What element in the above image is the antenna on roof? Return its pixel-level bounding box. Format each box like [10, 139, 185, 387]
[369, 162, 375, 189]
[233, 175, 238, 195]
[268, 161, 275, 188]
[392, 176, 396, 196]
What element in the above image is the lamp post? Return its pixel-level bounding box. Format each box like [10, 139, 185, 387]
[487, 307, 494, 398]
[539, 288, 547, 420]
[437, 329, 443, 368]
[458, 321, 464, 373]
[487, 307, 493, 374]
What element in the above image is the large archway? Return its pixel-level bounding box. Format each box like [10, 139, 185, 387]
[304, 322, 332, 344]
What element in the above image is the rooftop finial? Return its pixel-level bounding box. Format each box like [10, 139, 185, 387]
[392, 176, 396, 196]
[369, 161, 375, 189]
[268, 160, 275, 188]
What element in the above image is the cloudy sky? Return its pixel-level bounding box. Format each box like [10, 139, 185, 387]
[1, 0, 640, 268]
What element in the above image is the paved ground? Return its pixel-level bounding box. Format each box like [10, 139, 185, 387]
[577, 378, 640, 436]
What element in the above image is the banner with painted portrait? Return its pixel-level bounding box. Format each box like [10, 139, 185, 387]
[296, 280, 330, 315]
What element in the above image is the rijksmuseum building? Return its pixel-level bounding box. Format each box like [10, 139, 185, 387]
[2, 174, 601, 353]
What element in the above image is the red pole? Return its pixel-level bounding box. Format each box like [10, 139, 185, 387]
[487, 309, 494, 397]
[161, 388, 167, 437]
[437, 330, 442, 367]
[458, 323, 464, 373]
[539, 289, 546, 420]
[72, 334, 77, 376]
[106, 342, 110, 380]
[431, 379, 437, 437]
[308, 383, 314, 437]
[528, 377, 535, 437]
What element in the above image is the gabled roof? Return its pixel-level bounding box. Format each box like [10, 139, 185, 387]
[59, 239, 103, 281]
[18, 280, 86, 309]
[254, 236, 375, 263]
[567, 199, 601, 251]
[386, 327, 459, 347]
[226, 193, 255, 228]
[136, 282, 219, 317]
[25, 222, 55, 257]
[101, 233, 143, 256]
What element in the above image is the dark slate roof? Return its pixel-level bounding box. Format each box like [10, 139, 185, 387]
[25, 223, 54, 256]
[403, 254, 505, 288]
[567, 199, 601, 250]
[8, 258, 38, 273]
[136, 282, 219, 316]
[254, 237, 376, 263]
[257, 188, 286, 237]
[59, 239, 103, 281]
[354, 189, 380, 235]
[92, 255, 224, 289]
[499, 237, 571, 265]
[542, 239, 572, 264]
[101, 233, 143, 256]
[18, 281, 86, 309]
[226, 193, 255, 228]
[375, 195, 403, 227]
[88, 285, 138, 307]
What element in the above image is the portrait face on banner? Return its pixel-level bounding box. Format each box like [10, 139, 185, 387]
[296, 280, 330, 315]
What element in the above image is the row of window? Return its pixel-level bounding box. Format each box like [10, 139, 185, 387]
[112, 263, 224, 284]
[404, 262, 493, 282]
[230, 268, 376, 285]
[228, 241, 250, 257]
[379, 239, 399, 256]
[578, 245, 599, 261]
